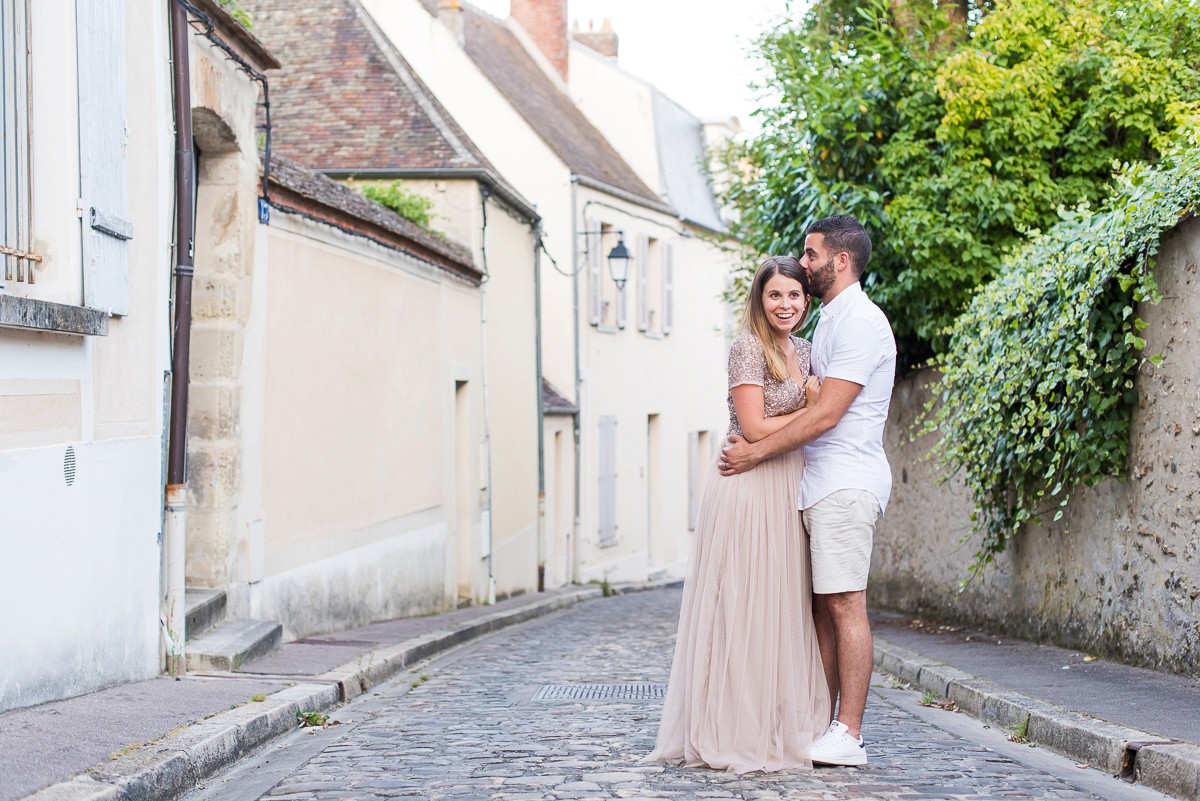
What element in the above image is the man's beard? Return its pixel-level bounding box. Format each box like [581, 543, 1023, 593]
[809, 256, 836, 299]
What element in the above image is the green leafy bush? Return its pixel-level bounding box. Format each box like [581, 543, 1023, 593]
[217, 0, 253, 30]
[925, 138, 1200, 583]
[353, 180, 436, 230]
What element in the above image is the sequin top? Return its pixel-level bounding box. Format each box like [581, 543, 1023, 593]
[727, 332, 813, 437]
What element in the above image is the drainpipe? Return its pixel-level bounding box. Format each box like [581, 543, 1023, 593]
[479, 186, 496, 605]
[164, 0, 196, 677]
[534, 224, 546, 592]
[569, 178, 582, 585]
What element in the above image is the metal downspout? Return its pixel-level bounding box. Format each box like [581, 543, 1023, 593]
[534, 224, 546, 592]
[570, 178, 582, 585]
[164, 0, 196, 677]
[479, 186, 496, 605]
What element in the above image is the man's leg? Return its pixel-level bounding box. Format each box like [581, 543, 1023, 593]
[822, 589, 872, 738]
[812, 592, 839, 722]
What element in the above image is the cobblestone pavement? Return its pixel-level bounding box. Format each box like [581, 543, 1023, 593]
[186, 589, 1169, 801]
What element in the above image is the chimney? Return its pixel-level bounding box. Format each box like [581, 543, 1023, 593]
[572, 18, 618, 59]
[511, 0, 568, 80]
[438, 0, 465, 44]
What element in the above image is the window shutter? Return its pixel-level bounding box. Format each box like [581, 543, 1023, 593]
[77, 0, 131, 315]
[687, 431, 699, 530]
[587, 217, 602, 326]
[615, 240, 628, 330]
[662, 242, 674, 335]
[636, 233, 649, 332]
[598, 415, 618, 545]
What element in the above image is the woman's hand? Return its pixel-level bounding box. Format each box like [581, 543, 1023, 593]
[805, 374, 822, 408]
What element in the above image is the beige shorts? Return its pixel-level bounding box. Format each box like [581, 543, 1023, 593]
[802, 489, 881, 595]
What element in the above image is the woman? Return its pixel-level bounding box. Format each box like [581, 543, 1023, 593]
[648, 256, 831, 773]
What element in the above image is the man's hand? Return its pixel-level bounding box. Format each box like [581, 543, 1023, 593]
[718, 435, 762, 476]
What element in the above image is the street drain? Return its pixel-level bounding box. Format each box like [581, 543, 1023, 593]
[533, 683, 667, 701]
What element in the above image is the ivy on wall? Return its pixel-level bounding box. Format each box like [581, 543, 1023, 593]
[924, 136, 1200, 583]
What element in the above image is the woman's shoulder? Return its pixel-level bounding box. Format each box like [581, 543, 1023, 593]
[730, 331, 762, 353]
[792, 334, 812, 351]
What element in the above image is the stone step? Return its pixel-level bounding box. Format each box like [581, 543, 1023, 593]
[186, 618, 282, 673]
[184, 587, 227, 641]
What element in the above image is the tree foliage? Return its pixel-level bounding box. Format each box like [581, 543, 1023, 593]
[725, 0, 1200, 367]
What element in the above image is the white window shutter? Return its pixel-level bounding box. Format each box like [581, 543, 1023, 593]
[687, 431, 699, 530]
[587, 218, 602, 326]
[598, 415, 618, 545]
[636, 234, 649, 332]
[662, 242, 675, 335]
[78, 0, 131, 316]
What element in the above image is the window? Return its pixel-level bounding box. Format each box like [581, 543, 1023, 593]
[0, 0, 34, 288]
[637, 235, 663, 334]
[587, 220, 627, 331]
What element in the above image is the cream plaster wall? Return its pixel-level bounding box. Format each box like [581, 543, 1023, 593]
[238, 216, 485, 635]
[395, 178, 542, 600]
[871, 217, 1200, 675]
[567, 45, 662, 196]
[0, 0, 173, 711]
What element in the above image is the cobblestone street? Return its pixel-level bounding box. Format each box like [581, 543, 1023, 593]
[186, 589, 1167, 801]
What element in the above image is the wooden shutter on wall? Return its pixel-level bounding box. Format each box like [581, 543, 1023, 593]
[687, 431, 698, 530]
[77, 0, 131, 315]
[636, 233, 649, 332]
[587, 217, 602, 326]
[598, 415, 618, 545]
[662, 242, 674, 335]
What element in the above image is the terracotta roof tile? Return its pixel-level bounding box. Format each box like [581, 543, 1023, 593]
[241, 0, 496, 175]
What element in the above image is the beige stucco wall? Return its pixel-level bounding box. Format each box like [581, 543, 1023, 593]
[397, 179, 541, 600]
[871, 216, 1200, 674]
[0, 1, 173, 711]
[233, 213, 485, 636]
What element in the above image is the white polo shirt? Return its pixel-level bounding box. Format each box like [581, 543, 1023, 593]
[798, 282, 897, 514]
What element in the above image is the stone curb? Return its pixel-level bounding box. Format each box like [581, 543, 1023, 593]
[24, 683, 339, 801]
[320, 585, 604, 701]
[21, 585, 607, 801]
[874, 635, 1200, 801]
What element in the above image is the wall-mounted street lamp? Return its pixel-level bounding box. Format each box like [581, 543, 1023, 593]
[581, 229, 634, 291]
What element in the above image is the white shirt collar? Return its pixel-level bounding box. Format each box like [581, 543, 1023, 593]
[818, 281, 863, 322]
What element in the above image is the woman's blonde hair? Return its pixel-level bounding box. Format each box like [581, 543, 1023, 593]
[740, 255, 811, 383]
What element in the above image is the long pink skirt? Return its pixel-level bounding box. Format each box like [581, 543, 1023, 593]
[648, 449, 831, 773]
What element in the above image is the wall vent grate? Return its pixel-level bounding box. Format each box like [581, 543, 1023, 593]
[64, 446, 76, 486]
[532, 683, 666, 701]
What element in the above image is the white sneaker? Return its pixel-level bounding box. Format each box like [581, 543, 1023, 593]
[810, 720, 867, 766]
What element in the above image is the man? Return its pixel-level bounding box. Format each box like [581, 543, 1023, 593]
[718, 215, 896, 766]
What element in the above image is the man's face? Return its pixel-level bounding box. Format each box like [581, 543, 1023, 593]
[802, 233, 837, 300]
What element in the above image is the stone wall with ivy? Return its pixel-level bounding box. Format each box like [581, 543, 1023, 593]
[871, 217, 1200, 674]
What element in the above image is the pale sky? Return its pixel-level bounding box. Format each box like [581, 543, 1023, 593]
[469, 0, 798, 135]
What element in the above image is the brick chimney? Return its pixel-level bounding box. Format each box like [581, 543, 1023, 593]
[511, 0, 568, 80]
[438, 0, 465, 44]
[572, 18, 618, 59]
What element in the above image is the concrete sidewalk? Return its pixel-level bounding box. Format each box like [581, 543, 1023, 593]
[4, 584, 605, 801]
[872, 611, 1200, 801]
[6, 587, 1199, 801]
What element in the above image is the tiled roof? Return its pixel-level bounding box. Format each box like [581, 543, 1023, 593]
[240, 0, 497, 176]
[266, 153, 478, 278]
[542, 378, 578, 415]
[413, 0, 660, 204]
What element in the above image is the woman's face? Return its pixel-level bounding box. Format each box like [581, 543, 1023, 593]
[761, 273, 807, 336]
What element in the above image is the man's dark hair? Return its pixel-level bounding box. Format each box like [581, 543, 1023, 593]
[809, 215, 872, 278]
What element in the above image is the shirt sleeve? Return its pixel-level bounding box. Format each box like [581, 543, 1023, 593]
[728, 335, 767, 390]
[823, 315, 884, 387]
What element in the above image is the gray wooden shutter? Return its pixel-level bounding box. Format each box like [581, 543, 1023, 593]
[587, 217, 602, 326]
[687, 431, 698, 530]
[662, 242, 674, 335]
[78, 0, 131, 315]
[598, 415, 617, 545]
[636, 233, 649, 332]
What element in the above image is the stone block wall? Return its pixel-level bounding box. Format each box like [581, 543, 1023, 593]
[871, 216, 1200, 676]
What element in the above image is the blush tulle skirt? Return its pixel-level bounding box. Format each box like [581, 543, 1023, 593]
[647, 448, 831, 773]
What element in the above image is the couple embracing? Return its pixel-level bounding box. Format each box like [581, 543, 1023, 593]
[649, 215, 897, 773]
